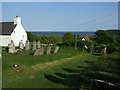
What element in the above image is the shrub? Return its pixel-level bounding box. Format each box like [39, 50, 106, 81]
[40, 35, 62, 45]
[77, 40, 93, 53]
[62, 32, 74, 46]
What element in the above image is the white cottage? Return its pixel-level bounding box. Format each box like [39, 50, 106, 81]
[0, 16, 27, 46]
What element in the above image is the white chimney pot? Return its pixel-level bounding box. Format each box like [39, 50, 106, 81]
[14, 16, 21, 25]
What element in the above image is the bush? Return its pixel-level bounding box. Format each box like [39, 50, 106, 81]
[106, 44, 118, 54]
[62, 32, 74, 46]
[77, 40, 93, 53]
[40, 35, 62, 45]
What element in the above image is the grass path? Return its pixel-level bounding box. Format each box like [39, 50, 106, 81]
[31, 53, 88, 71]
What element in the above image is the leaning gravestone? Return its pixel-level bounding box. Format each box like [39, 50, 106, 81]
[33, 47, 44, 56]
[15, 49, 22, 55]
[25, 40, 30, 50]
[33, 48, 41, 56]
[39, 47, 44, 55]
[37, 41, 41, 48]
[8, 40, 15, 53]
[32, 41, 36, 50]
[19, 40, 24, 49]
[46, 46, 51, 54]
[54, 46, 59, 54]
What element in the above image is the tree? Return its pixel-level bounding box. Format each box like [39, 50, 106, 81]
[94, 30, 116, 44]
[27, 32, 40, 42]
[62, 32, 74, 46]
[94, 30, 118, 53]
[40, 35, 49, 44]
[48, 35, 62, 45]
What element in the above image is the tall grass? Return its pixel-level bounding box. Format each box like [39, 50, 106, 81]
[89, 52, 120, 75]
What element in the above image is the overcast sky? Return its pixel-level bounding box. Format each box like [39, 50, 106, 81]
[2, 2, 118, 32]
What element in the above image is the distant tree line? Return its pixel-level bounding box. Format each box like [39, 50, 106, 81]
[27, 29, 120, 54]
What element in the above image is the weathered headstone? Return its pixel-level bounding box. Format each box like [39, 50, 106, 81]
[54, 46, 59, 54]
[39, 47, 44, 55]
[37, 41, 41, 48]
[19, 40, 24, 49]
[33, 47, 44, 56]
[33, 48, 41, 56]
[46, 46, 51, 54]
[32, 41, 37, 50]
[8, 40, 15, 53]
[16, 49, 22, 55]
[101, 47, 107, 56]
[25, 40, 30, 50]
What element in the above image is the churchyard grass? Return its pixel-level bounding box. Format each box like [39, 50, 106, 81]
[3, 51, 98, 88]
[2, 46, 81, 71]
[2, 46, 120, 89]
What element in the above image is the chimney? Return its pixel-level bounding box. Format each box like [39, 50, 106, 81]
[14, 16, 21, 25]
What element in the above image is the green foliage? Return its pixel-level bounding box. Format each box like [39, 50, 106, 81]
[94, 30, 116, 44]
[107, 30, 120, 37]
[47, 35, 62, 45]
[62, 32, 74, 46]
[77, 40, 94, 53]
[27, 32, 62, 45]
[90, 52, 120, 74]
[40, 35, 62, 45]
[93, 44, 106, 53]
[27, 32, 40, 42]
[40, 35, 49, 44]
[94, 30, 119, 53]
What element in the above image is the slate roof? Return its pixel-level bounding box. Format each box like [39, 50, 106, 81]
[0, 22, 17, 35]
[83, 34, 91, 42]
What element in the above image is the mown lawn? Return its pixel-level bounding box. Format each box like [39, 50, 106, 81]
[2, 47, 120, 89]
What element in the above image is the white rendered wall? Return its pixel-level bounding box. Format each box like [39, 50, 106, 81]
[11, 24, 27, 46]
[82, 38, 85, 41]
[0, 35, 11, 46]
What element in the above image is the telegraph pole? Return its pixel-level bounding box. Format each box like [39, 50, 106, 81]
[118, 1, 120, 29]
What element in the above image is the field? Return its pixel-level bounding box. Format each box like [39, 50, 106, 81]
[2, 46, 120, 89]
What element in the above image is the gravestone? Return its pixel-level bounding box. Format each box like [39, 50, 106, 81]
[8, 40, 15, 53]
[16, 49, 22, 55]
[33, 47, 44, 56]
[101, 47, 107, 56]
[19, 40, 24, 49]
[25, 40, 30, 50]
[32, 41, 36, 50]
[54, 46, 59, 54]
[39, 47, 44, 55]
[46, 46, 51, 54]
[37, 41, 41, 48]
[33, 48, 41, 56]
